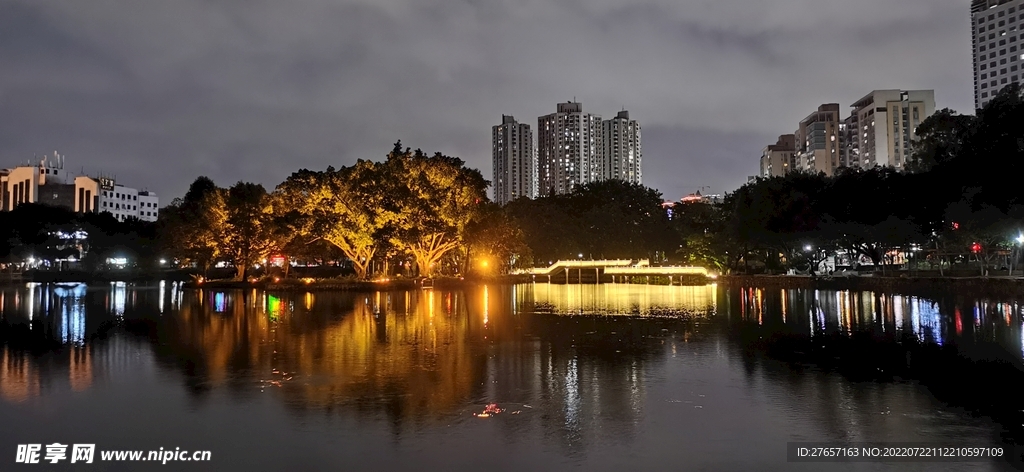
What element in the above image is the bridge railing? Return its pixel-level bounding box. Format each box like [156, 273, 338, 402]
[514, 260, 708, 277]
[604, 266, 708, 276]
[514, 259, 634, 275]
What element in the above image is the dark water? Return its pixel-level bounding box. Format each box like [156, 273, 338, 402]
[0, 282, 1021, 471]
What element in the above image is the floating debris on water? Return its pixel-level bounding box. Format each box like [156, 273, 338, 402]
[473, 403, 505, 418]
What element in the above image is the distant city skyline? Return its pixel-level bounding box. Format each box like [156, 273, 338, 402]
[0, 1, 975, 203]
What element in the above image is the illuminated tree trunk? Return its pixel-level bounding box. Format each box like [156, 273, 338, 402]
[350, 247, 373, 280]
[410, 233, 460, 277]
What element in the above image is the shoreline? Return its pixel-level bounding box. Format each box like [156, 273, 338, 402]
[5, 273, 1024, 297]
[719, 274, 1024, 297]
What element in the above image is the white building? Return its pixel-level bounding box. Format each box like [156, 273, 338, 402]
[138, 191, 159, 222]
[602, 110, 642, 185]
[848, 90, 935, 169]
[538, 102, 604, 196]
[2, 153, 159, 221]
[492, 115, 536, 205]
[971, 0, 1024, 109]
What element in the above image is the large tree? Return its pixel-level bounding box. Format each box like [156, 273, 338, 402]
[159, 176, 227, 274]
[464, 203, 532, 275]
[276, 163, 390, 280]
[221, 182, 276, 280]
[383, 143, 488, 277]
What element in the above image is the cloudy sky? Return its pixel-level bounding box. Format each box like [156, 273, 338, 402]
[1, 0, 975, 203]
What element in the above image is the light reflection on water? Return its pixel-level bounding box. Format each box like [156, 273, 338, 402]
[731, 287, 1023, 354]
[520, 283, 717, 316]
[0, 282, 1020, 471]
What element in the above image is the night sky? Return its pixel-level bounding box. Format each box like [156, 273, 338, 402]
[0, 0, 974, 203]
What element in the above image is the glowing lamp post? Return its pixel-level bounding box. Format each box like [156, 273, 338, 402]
[1012, 234, 1024, 277]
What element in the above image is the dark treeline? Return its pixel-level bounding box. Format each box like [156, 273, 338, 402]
[0, 203, 159, 271]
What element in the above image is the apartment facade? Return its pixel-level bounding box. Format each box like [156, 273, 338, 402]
[492, 115, 536, 205]
[602, 110, 642, 185]
[848, 90, 935, 169]
[537, 102, 604, 196]
[971, 0, 1024, 109]
[760, 134, 797, 178]
[794, 104, 843, 177]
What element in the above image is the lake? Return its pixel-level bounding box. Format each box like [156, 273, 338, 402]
[0, 282, 1021, 471]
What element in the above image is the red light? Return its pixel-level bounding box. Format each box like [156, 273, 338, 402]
[971, 242, 981, 254]
[952, 222, 960, 230]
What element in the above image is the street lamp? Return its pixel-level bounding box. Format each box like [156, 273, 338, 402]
[1013, 234, 1024, 277]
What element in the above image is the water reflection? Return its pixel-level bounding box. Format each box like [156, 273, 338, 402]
[0, 283, 1019, 469]
[728, 287, 1024, 358]
[521, 283, 717, 316]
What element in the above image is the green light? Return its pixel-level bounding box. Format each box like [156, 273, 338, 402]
[268, 295, 281, 321]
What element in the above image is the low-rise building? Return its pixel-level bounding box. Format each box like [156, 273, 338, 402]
[2, 153, 159, 221]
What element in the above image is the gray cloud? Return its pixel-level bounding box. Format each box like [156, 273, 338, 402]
[0, 0, 974, 201]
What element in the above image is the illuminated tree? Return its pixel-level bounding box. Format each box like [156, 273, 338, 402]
[276, 163, 391, 280]
[383, 143, 488, 277]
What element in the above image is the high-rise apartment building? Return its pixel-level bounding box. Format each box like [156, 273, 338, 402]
[760, 134, 797, 178]
[848, 90, 935, 169]
[491, 115, 535, 205]
[537, 102, 604, 196]
[971, 0, 1024, 109]
[794, 104, 843, 177]
[602, 110, 642, 185]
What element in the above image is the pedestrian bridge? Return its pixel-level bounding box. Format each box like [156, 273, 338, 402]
[514, 260, 709, 277]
